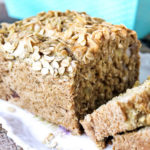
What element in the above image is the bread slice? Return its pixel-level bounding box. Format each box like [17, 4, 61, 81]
[113, 127, 150, 150]
[0, 10, 140, 134]
[81, 79, 150, 148]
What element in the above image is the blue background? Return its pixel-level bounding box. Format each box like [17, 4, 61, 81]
[5, 0, 150, 39]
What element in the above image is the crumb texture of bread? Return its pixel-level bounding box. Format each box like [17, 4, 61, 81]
[0, 10, 140, 134]
[113, 127, 150, 150]
[81, 79, 150, 146]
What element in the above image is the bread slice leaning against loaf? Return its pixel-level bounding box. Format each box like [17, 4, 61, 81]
[81, 78, 150, 149]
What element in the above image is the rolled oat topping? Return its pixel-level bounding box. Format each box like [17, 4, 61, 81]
[0, 10, 138, 79]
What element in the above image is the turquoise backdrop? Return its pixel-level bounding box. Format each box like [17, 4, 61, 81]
[5, 0, 150, 38]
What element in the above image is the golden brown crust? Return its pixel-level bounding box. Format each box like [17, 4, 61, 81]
[113, 127, 150, 150]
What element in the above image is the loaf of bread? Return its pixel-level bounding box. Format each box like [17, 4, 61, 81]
[113, 127, 150, 150]
[0, 10, 140, 134]
[81, 79, 150, 148]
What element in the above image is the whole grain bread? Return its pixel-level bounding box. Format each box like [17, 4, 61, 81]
[113, 127, 150, 150]
[81, 79, 150, 148]
[0, 10, 140, 134]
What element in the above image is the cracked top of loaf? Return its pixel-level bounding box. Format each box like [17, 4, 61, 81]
[0, 10, 139, 78]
